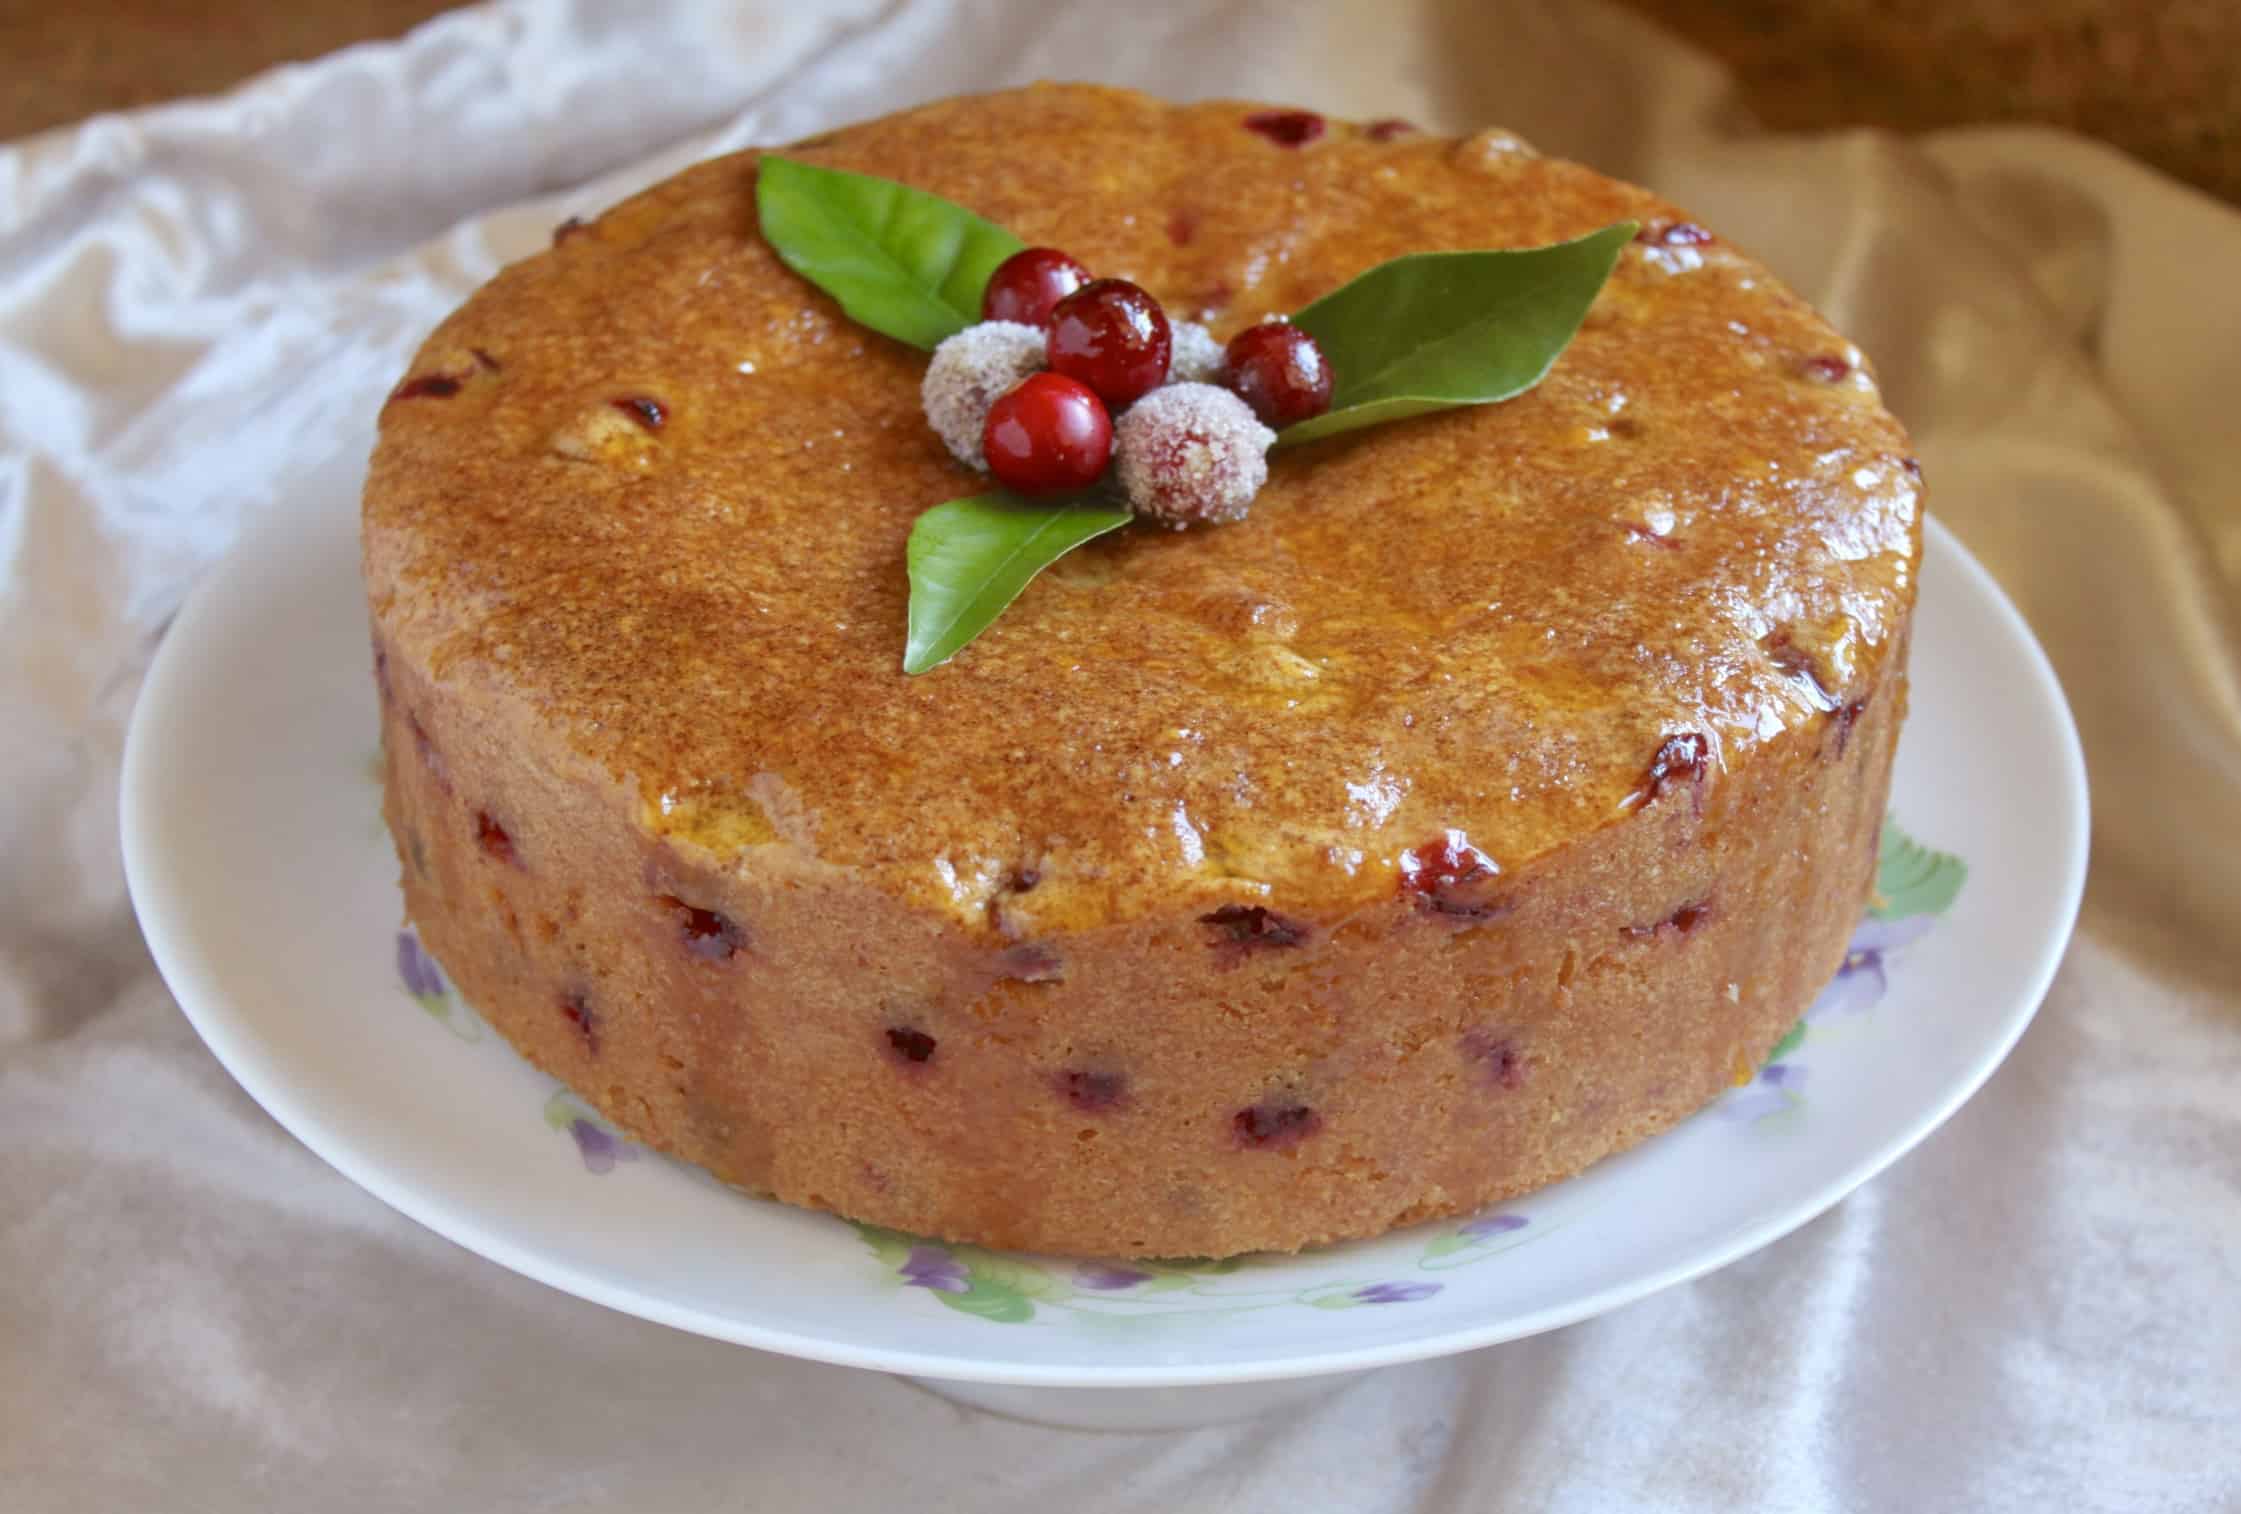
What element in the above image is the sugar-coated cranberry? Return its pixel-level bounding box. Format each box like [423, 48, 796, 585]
[886, 1026, 937, 1064]
[1234, 1101, 1321, 1149]
[982, 372, 1113, 494]
[1047, 279, 1172, 407]
[982, 247, 1091, 326]
[1802, 354, 1852, 382]
[1243, 111, 1325, 148]
[1364, 118, 1418, 142]
[1638, 221, 1712, 247]
[1223, 320, 1334, 428]
[1113, 383, 1272, 528]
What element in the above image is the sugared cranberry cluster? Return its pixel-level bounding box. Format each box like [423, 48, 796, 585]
[919, 245, 1338, 526]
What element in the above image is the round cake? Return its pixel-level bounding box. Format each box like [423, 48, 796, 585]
[364, 84, 1919, 1258]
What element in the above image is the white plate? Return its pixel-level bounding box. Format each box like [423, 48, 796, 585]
[122, 463, 2087, 1402]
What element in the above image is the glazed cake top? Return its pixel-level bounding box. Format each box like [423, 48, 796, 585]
[363, 83, 1919, 932]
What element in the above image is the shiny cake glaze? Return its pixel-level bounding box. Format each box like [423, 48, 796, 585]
[364, 84, 1919, 1257]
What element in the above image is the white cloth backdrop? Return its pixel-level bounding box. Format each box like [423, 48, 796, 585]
[3, 2, 2235, 1508]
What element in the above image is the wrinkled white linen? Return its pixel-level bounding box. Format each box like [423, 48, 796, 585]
[2, 2, 2236, 1509]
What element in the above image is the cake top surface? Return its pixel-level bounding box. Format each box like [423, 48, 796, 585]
[363, 83, 1919, 932]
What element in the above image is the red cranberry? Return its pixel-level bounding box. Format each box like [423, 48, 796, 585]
[1461, 1029, 1527, 1090]
[1638, 733, 1710, 806]
[1234, 1101, 1321, 1149]
[475, 811, 516, 865]
[886, 1026, 937, 1064]
[611, 395, 666, 430]
[1223, 320, 1334, 428]
[389, 374, 461, 401]
[1623, 898, 1715, 940]
[981, 247, 1091, 326]
[1199, 904, 1309, 962]
[560, 991, 599, 1054]
[1364, 118, 1418, 142]
[1763, 629, 1832, 704]
[1802, 354, 1852, 382]
[1828, 697, 1869, 759]
[995, 942, 1065, 983]
[660, 895, 746, 960]
[1047, 279, 1171, 407]
[1059, 1069, 1127, 1113]
[983, 372, 1113, 494]
[408, 715, 449, 791]
[1243, 110, 1325, 148]
[1399, 831, 1506, 921]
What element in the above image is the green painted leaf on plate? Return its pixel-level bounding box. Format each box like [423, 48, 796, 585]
[754, 156, 1025, 351]
[1872, 818, 1968, 919]
[936, 1278, 1035, 1324]
[1765, 1018, 1809, 1065]
[955, 1250, 1062, 1300]
[850, 1223, 918, 1269]
[903, 493, 1132, 674]
[1278, 222, 1637, 447]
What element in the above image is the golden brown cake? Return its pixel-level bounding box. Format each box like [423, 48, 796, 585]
[363, 84, 1919, 1258]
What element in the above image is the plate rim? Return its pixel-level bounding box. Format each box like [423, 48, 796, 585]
[120, 508, 2090, 1388]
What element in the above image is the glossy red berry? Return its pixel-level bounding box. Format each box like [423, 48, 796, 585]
[981, 246, 1091, 326]
[1047, 279, 1172, 407]
[982, 373, 1113, 495]
[1223, 320, 1334, 428]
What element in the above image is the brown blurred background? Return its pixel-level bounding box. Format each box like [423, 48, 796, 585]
[2, 1, 2234, 204]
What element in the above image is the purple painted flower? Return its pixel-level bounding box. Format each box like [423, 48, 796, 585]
[900, 1246, 970, 1294]
[1075, 1263, 1154, 1291]
[395, 930, 445, 1001]
[1810, 915, 1934, 1021]
[568, 1117, 638, 1174]
[1460, 1213, 1529, 1241]
[1721, 1058, 1810, 1123]
[1354, 1281, 1442, 1304]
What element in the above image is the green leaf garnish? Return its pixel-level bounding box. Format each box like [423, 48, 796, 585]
[1278, 222, 1637, 447]
[1872, 818, 1968, 919]
[754, 156, 1025, 351]
[903, 493, 1131, 674]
